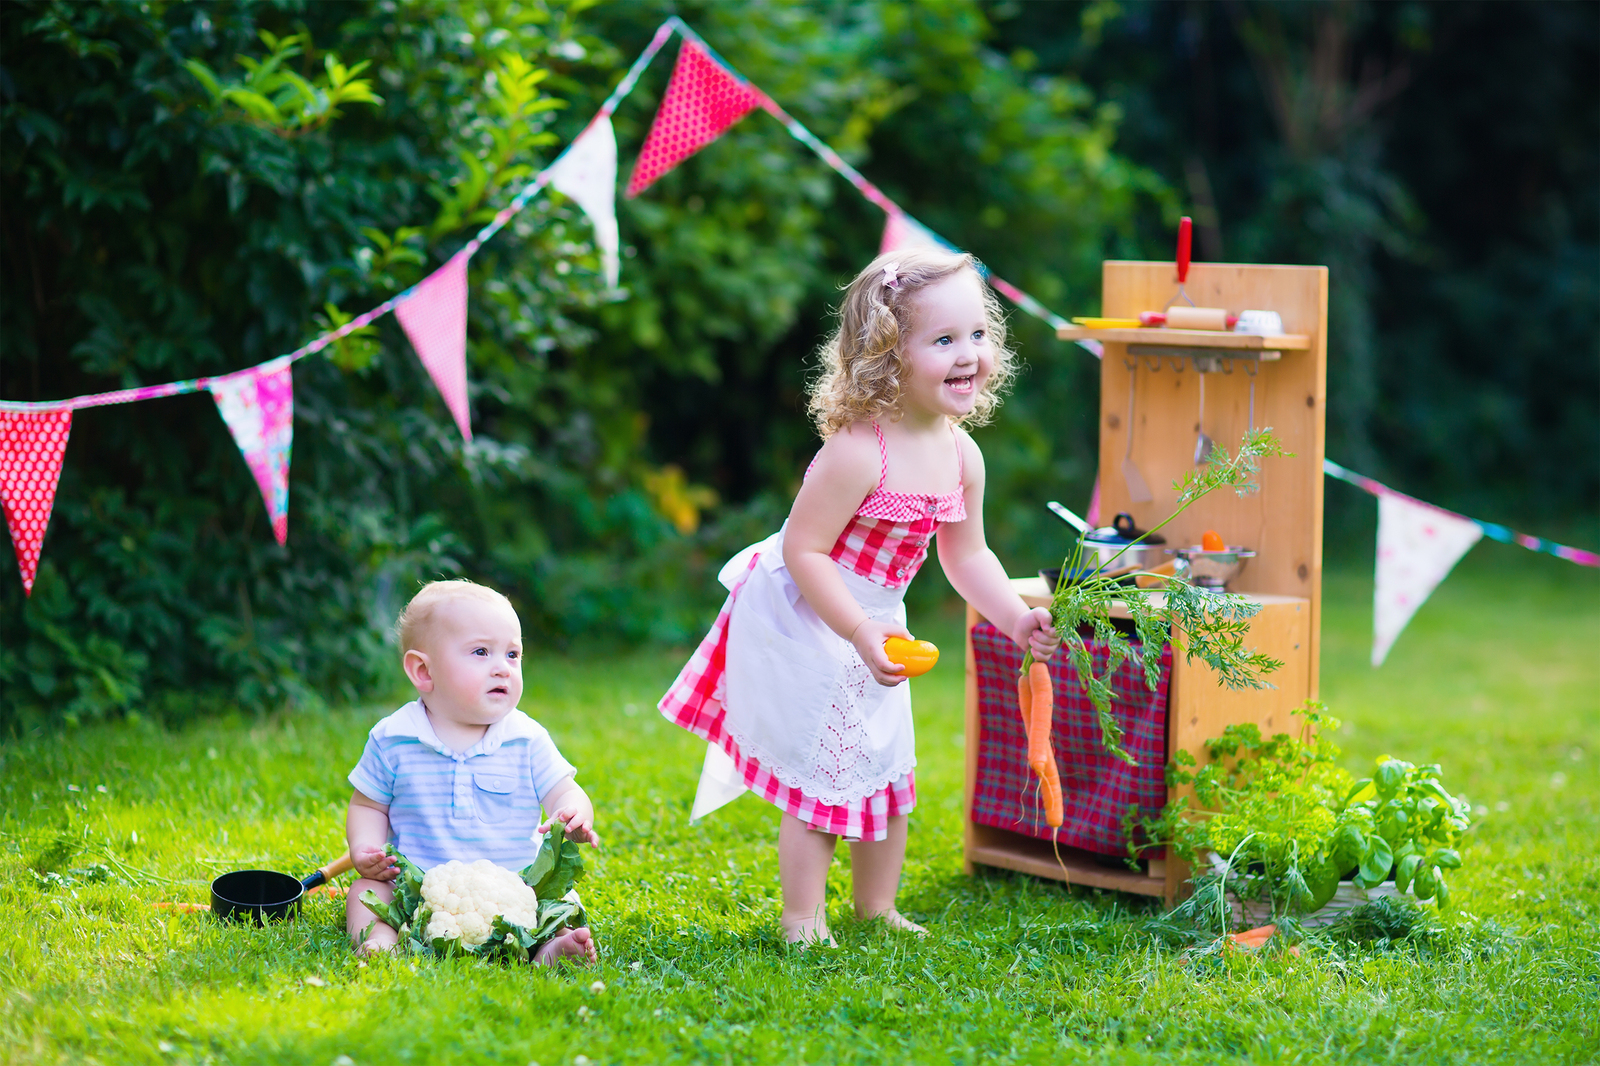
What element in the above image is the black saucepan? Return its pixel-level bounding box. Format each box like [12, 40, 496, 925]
[211, 853, 353, 924]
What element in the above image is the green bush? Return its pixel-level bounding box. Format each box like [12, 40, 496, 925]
[1, 0, 1151, 730]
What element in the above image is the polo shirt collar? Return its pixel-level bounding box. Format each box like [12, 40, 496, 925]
[389, 700, 539, 759]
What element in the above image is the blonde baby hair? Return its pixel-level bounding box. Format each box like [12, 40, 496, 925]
[807, 247, 1016, 438]
[395, 579, 516, 655]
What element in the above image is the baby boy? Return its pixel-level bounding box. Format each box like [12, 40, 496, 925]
[345, 579, 598, 964]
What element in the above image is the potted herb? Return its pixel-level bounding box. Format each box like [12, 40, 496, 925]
[1136, 703, 1471, 930]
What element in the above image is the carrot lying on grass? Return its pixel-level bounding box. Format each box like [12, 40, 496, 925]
[1018, 661, 1063, 827]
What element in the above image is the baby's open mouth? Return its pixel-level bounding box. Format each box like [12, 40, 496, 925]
[489, 685, 509, 695]
[944, 374, 975, 394]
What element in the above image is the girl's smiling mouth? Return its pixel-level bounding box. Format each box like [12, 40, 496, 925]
[944, 373, 975, 394]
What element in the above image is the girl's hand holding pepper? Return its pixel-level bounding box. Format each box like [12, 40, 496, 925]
[1012, 606, 1060, 661]
[850, 617, 914, 687]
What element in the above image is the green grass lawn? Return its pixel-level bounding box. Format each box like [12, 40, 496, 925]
[3, 547, 1597, 1065]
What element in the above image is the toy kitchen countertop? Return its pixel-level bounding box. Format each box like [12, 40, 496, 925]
[1005, 576, 1310, 617]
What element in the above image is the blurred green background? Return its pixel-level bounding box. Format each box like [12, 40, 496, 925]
[2, 0, 1595, 731]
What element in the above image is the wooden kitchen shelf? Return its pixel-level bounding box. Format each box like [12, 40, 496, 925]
[1055, 325, 1309, 349]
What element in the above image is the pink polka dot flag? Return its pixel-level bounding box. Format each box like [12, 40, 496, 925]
[625, 40, 766, 199]
[208, 357, 294, 545]
[0, 409, 73, 595]
[395, 252, 472, 441]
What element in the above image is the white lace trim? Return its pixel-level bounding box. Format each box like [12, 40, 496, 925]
[723, 657, 915, 807]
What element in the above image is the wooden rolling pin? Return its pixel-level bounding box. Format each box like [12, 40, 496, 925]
[1139, 307, 1238, 331]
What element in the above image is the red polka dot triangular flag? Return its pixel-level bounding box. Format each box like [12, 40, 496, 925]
[625, 40, 767, 199]
[395, 252, 472, 441]
[0, 409, 73, 595]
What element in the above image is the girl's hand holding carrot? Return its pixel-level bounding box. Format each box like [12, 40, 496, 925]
[1012, 606, 1061, 662]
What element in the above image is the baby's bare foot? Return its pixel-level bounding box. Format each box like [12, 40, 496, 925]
[534, 925, 597, 966]
[861, 909, 927, 936]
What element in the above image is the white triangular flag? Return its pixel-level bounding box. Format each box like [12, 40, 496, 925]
[549, 116, 620, 288]
[689, 742, 747, 823]
[1372, 493, 1482, 666]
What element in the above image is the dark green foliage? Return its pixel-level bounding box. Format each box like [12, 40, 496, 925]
[987, 0, 1599, 530]
[1, 0, 1152, 729]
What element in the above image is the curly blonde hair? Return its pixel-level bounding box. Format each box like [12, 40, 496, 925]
[807, 247, 1016, 437]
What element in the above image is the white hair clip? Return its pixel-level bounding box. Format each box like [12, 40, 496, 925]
[881, 262, 901, 290]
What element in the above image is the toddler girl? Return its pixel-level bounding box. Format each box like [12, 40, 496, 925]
[659, 248, 1060, 944]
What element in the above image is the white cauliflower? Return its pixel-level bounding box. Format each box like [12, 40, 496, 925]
[419, 859, 539, 948]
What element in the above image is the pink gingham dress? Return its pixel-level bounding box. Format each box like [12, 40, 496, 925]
[659, 423, 966, 841]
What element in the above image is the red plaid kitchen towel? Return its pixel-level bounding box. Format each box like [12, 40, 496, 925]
[970, 623, 1170, 856]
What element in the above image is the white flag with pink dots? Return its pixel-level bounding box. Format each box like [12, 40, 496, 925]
[1372, 492, 1483, 666]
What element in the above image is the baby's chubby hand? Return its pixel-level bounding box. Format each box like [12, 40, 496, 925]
[538, 805, 601, 848]
[1012, 606, 1061, 662]
[353, 844, 399, 882]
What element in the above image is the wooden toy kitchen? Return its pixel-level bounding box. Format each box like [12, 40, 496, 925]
[962, 243, 1329, 906]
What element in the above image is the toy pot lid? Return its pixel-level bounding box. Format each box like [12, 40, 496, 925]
[1085, 512, 1166, 545]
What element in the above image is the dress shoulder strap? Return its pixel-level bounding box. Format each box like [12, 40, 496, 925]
[871, 421, 889, 492]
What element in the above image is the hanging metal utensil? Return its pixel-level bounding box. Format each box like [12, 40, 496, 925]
[1194, 366, 1215, 464]
[1121, 360, 1154, 502]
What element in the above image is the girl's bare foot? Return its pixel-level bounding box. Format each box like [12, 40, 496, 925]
[534, 925, 597, 966]
[860, 909, 927, 936]
[782, 915, 837, 948]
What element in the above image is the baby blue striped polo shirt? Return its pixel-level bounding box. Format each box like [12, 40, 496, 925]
[348, 700, 577, 872]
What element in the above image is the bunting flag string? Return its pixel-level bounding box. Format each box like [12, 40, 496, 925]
[0, 15, 1592, 600]
[1323, 458, 1598, 667]
[208, 358, 295, 546]
[0, 410, 73, 594]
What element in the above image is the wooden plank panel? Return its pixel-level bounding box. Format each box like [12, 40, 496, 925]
[1164, 598, 1313, 902]
[967, 826, 1167, 897]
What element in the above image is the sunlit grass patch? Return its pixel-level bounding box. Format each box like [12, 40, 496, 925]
[2, 550, 1596, 1064]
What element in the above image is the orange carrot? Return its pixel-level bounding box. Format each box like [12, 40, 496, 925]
[1028, 662, 1063, 827]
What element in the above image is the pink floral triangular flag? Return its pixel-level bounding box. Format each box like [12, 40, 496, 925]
[208, 356, 294, 545]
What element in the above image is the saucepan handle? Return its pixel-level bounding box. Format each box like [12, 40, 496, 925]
[301, 851, 355, 891]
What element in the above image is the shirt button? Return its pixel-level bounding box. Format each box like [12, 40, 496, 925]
[896, 568, 906, 577]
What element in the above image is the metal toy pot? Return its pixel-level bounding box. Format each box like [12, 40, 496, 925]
[210, 853, 353, 925]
